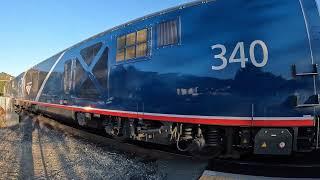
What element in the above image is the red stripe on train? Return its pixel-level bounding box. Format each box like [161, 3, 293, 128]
[252, 120, 314, 127]
[18, 99, 314, 127]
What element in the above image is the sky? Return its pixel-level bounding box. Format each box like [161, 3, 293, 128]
[0, 0, 194, 76]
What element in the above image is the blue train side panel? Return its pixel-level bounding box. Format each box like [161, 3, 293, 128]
[106, 0, 320, 117]
[10, 0, 320, 119]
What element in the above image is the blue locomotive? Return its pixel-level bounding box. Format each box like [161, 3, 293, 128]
[5, 0, 320, 157]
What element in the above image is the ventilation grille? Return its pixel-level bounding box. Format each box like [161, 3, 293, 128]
[157, 19, 179, 47]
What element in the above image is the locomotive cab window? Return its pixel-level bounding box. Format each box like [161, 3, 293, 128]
[116, 28, 149, 62]
[157, 19, 180, 47]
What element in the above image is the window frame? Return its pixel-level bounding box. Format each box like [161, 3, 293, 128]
[156, 17, 181, 49]
[116, 27, 151, 63]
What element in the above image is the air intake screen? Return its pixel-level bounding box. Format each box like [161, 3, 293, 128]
[157, 19, 179, 47]
[80, 42, 102, 65]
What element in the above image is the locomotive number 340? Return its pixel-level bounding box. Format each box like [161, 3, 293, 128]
[211, 40, 268, 70]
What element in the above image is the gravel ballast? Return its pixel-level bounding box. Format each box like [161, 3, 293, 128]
[0, 115, 207, 180]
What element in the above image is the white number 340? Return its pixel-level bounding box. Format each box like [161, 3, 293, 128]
[211, 40, 268, 70]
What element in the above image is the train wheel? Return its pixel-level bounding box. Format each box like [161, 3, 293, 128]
[76, 113, 87, 127]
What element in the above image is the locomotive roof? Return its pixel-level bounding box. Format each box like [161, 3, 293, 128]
[81, 0, 214, 44]
[44, 0, 214, 62]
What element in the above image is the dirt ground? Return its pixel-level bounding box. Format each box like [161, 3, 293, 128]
[0, 115, 207, 180]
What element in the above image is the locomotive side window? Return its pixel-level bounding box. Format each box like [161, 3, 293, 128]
[116, 36, 126, 61]
[116, 28, 148, 62]
[126, 32, 136, 46]
[157, 19, 180, 47]
[136, 29, 148, 58]
[126, 46, 136, 60]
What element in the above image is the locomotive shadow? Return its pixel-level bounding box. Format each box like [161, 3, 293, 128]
[33, 115, 80, 179]
[32, 117, 50, 179]
[18, 115, 34, 179]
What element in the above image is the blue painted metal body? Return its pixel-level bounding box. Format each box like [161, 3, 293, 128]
[6, 0, 320, 118]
